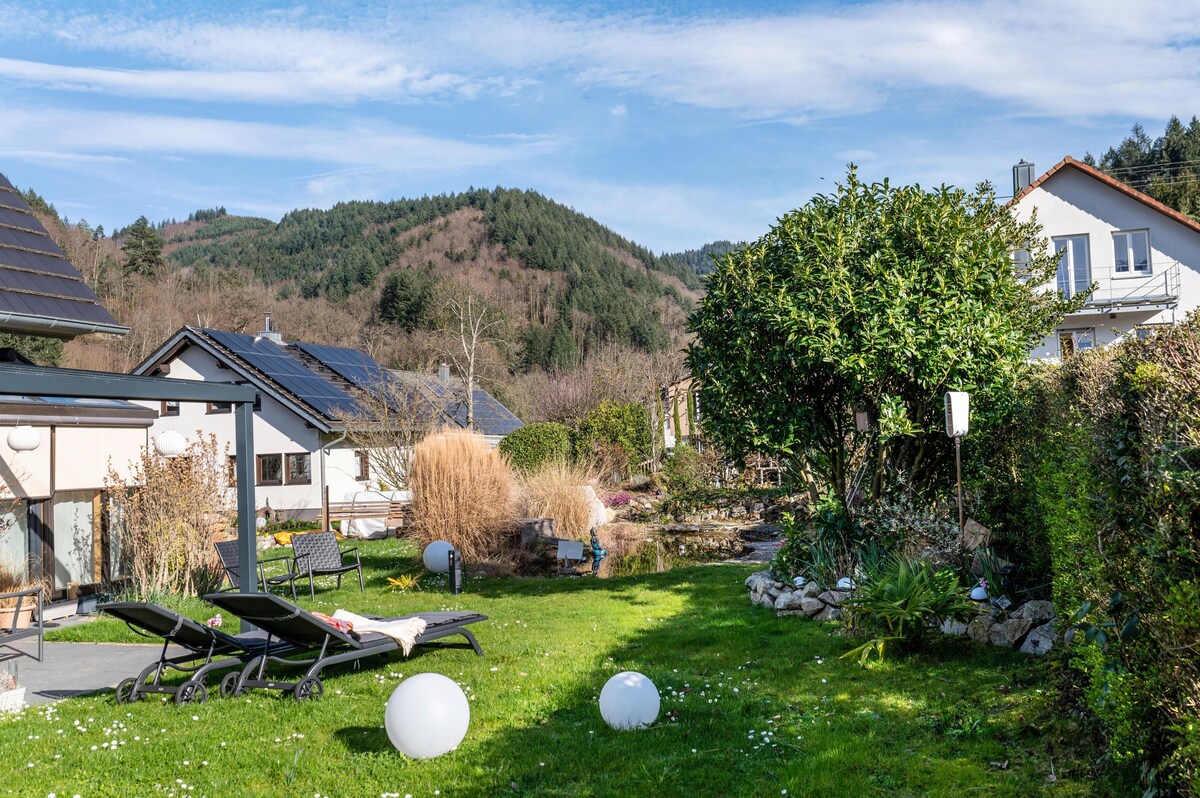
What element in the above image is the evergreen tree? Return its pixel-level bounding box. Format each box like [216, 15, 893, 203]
[121, 215, 166, 277]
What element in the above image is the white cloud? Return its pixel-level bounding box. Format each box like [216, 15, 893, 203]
[610, 104, 627, 116]
[0, 106, 553, 171]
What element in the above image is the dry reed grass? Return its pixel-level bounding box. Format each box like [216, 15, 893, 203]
[518, 460, 600, 541]
[409, 429, 517, 561]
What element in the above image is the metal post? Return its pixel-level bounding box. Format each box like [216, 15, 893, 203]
[234, 401, 257, 631]
[955, 435, 964, 535]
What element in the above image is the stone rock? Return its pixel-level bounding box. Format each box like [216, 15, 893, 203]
[626, 474, 652, 490]
[775, 592, 808, 612]
[988, 623, 1011, 648]
[940, 618, 968, 636]
[1012, 600, 1055, 623]
[749, 502, 765, 515]
[967, 616, 995, 643]
[813, 604, 843, 622]
[818, 590, 852, 606]
[776, 610, 808, 618]
[745, 570, 773, 589]
[1020, 623, 1056, 655]
[729, 504, 747, 519]
[800, 581, 822, 599]
[800, 597, 826, 617]
[1000, 618, 1034, 647]
[257, 536, 278, 551]
[757, 593, 776, 610]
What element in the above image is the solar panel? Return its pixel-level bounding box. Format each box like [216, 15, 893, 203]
[203, 329, 359, 418]
[292, 341, 391, 390]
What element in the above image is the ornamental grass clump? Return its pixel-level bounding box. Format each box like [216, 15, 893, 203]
[841, 556, 975, 666]
[518, 460, 599, 541]
[409, 429, 517, 561]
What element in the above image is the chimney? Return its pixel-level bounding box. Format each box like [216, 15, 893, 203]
[256, 312, 284, 345]
[1013, 159, 1035, 196]
[438, 362, 451, 381]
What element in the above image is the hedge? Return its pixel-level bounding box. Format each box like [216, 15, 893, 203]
[498, 422, 571, 472]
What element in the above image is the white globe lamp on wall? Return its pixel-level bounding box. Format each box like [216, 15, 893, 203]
[384, 673, 470, 758]
[6, 425, 40, 452]
[599, 671, 660, 731]
[422, 540, 454, 573]
[153, 430, 186, 458]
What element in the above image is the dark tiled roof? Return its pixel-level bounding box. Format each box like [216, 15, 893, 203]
[0, 173, 126, 338]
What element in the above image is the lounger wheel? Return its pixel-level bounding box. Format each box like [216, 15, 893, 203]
[293, 677, 323, 702]
[115, 677, 141, 704]
[175, 682, 208, 706]
[220, 672, 243, 699]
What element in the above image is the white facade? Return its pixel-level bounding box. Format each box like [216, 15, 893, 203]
[1010, 158, 1200, 359]
[136, 344, 373, 521]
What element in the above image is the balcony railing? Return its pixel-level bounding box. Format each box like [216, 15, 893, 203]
[1065, 261, 1181, 313]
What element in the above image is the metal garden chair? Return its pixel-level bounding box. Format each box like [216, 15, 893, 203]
[290, 531, 364, 600]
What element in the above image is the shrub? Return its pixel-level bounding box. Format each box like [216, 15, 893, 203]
[517, 460, 599, 541]
[105, 434, 228, 598]
[498, 422, 571, 472]
[661, 445, 708, 494]
[571, 401, 652, 475]
[409, 430, 517, 561]
[841, 557, 974, 665]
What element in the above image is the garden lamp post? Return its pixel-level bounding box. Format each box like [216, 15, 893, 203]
[944, 392, 970, 536]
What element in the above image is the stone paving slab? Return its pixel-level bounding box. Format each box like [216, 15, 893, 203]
[1, 636, 180, 706]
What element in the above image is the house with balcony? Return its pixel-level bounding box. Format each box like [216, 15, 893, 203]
[1009, 156, 1200, 358]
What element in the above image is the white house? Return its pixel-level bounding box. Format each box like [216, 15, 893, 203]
[132, 319, 523, 521]
[1009, 156, 1200, 358]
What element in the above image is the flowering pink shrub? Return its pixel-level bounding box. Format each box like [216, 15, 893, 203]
[605, 492, 633, 508]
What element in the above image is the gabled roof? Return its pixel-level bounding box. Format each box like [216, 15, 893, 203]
[0, 173, 128, 339]
[133, 326, 523, 437]
[1012, 156, 1200, 237]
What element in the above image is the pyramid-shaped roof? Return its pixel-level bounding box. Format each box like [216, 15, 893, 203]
[0, 173, 126, 339]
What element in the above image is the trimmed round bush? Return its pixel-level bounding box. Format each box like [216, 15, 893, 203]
[499, 422, 571, 472]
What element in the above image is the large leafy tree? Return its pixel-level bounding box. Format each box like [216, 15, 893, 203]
[688, 168, 1075, 507]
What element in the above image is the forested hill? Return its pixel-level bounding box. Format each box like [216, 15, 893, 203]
[152, 187, 701, 371]
[1085, 115, 1200, 220]
[663, 240, 741, 276]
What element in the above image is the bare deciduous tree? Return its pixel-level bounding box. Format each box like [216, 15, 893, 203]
[333, 375, 442, 490]
[442, 294, 503, 430]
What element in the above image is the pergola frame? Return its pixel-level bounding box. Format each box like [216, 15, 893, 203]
[0, 362, 260, 606]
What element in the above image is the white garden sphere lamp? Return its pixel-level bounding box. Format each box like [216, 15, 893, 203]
[422, 540, 454, 573]
[385, 673, 470, 759]
[154, 430, 186, 458]
[6, 425, 40, 452]
[599, 671, 660, 731]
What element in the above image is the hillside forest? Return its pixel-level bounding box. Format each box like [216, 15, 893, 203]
[14, 187, 725, 425]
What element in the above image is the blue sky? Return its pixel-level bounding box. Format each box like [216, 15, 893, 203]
[1, 1, 1197, 252]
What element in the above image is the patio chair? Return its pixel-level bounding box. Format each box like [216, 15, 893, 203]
[213, 540, 300, 601]
[0, 587, 43, 662]
[290, 530, 364, 600]
[203, 591, 486, 701]
[99, 601, 301, 705]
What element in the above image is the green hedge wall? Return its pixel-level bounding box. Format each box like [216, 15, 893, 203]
[973, 321, 1200, 794]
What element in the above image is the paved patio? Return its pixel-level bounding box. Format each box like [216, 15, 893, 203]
[2, 632, 173, 706]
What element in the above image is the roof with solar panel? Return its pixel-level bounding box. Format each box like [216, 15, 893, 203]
[132, 321, 523, 436]
[0, 173, 128, 339]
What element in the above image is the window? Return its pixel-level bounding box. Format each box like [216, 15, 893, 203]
[355, 450, 370, 481]
[286, 453, 311, 484]
[1113, 230, 1151, 274]
[206, 401, 232, 415]
[227, 455, 237, 487]
[160, 400, 179, 417]
[256, 454, 282, 485]
[1053, 235, 1091, 299]
[1058, 328, 1095, 358]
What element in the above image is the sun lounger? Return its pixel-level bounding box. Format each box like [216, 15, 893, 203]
[99, 601, 300, 705]
[202, 591, 486, 700]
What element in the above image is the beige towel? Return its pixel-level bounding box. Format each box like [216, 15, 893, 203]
[332, 610, 427, 655]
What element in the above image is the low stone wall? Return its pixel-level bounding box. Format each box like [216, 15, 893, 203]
[745, 569, 1060, 656]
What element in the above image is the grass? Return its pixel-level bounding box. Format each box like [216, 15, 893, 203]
[1, 538, 1116, 797]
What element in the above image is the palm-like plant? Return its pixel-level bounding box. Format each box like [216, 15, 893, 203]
[841, 557, 975, 665]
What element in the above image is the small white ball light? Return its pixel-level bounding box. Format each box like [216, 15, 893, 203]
[153, 430, 186, 458]
[385, 673, 470, 759]
[836, 577, 856, 591]
[970, 585, 989, 601]
[6, 425, 40, 452]
[422, 540, 454, 573]
[599, 671, 660, 731]
[255, 517, 268, 531]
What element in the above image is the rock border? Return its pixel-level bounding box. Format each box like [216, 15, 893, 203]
[746, 570, 1060, 656]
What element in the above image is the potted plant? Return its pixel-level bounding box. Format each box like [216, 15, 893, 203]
[0, 558, 41, 630]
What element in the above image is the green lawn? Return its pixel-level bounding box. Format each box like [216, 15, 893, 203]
[2, 539, 1111, 797]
